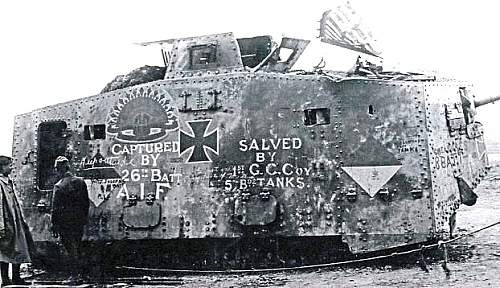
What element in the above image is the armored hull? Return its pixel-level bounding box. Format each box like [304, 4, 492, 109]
[11, 33, 490, 268]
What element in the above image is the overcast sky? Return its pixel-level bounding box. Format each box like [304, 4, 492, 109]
[0, 0, 499, 156]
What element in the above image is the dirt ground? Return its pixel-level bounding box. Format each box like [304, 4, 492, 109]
[23, 160, 500, 288]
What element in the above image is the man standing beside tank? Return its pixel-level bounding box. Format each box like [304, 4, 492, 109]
[0, 156, 33, 286]
[51, 156, 90, 278]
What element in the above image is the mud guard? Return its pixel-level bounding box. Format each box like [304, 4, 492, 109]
[456, 177, 478, 206]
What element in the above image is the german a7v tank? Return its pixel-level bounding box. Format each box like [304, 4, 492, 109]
[9, 9, 500, 269]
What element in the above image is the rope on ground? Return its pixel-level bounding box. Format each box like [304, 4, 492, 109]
[116, 219, 500, 274]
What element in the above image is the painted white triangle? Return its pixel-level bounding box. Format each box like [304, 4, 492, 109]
[341, 165, 402, 197]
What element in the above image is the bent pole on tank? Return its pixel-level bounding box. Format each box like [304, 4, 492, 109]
[474, 94, 500, 107]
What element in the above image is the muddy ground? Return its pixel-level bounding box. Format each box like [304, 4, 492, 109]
[24, 161, 500, 288]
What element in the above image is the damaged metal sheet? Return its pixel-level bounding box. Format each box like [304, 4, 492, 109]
[319, 4, 381, 57]
[261, 37, 310, 73]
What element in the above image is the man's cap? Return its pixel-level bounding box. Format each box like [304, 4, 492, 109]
[0, 155, 12, 166]
[54, 156, 69, 168]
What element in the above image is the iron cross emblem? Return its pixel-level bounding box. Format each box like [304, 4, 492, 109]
[179, 119, 219, 163]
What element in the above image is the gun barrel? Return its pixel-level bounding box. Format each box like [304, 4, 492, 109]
[474, 95, 500, 107]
